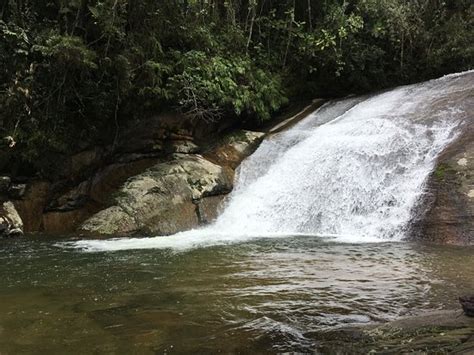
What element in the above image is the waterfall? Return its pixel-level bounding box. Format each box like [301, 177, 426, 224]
[71, 71, 473, 251]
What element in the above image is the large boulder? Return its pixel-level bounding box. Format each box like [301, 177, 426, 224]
[0, 201, 23, 237]
[80, 154, 233, 236]
[78, 206, 139, 236]
[415, 129, 474, 245]
[39, 158, 158, 234]
[79, 129, 265, 237]
[88, 159, 158, 205]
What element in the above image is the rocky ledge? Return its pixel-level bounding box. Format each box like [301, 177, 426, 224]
[0, 109, 265, 238]
[79, 130, 264, 237]
[414, 126, 474, 245]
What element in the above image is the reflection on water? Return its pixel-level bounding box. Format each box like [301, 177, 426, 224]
[0, 237, 473, 353]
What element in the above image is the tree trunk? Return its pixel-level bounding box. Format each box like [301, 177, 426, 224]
[282, 0, 295, 67]
[246, 1, 256, 50]
[307, 0, 312, 31]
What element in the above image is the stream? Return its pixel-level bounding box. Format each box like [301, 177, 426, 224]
[1, 238, 473, 353]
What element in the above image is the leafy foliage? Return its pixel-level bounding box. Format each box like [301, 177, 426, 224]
[0, 0, 472, 175]
[167, 50, 287, 122]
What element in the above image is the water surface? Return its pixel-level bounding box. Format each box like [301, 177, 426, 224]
[1, 237, 473, 353]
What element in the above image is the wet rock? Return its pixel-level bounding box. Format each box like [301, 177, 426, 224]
[415, 128, 474, 245]
[40, 181, 96, 233]
[48, 180, 91, 212]
[42, 207, 98, 234]
[79, 129, 265, 237]
[38, 159, 159, 234]
[196, 195, 226, 224]
[13, 181, 51, 232]
[89, 159, 158, 205]
[0, 201, 23, 237]
[79, 154, 232, 236]
[204, 130, 265, 169]
[78, 206, 139, 236]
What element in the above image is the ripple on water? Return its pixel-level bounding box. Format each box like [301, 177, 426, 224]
[0, 237, 473, 352]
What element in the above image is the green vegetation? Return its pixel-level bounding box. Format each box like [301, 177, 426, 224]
[434, 163, 456, 181]
[1, 0, 472, 174]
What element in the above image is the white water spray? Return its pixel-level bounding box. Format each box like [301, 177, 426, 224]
[69, 71, 473, 252]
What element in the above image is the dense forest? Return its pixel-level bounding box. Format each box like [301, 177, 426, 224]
[0, 0, 473, 174]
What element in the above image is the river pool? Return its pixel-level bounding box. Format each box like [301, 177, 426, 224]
[0, 236, 472, 353]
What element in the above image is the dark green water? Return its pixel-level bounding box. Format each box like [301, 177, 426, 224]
[0, 237, 473, 353]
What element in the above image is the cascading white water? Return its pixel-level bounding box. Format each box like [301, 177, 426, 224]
[71, 71, 473, 251]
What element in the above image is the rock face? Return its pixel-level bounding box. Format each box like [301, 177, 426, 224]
[0, 123, 263, 237]
[13, 181, 51, 232]
[415, 128, 474, 245]
[204, 130, 269, 169]
[79, 130, 264, 237]
[0, 201, 23, 237]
